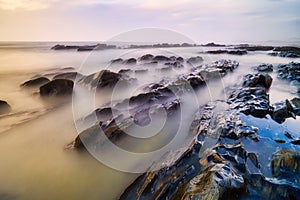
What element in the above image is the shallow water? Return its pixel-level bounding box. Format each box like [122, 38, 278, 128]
[0, 42, 299, 199]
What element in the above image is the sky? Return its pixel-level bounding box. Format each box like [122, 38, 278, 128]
[0, 0, 299, 43]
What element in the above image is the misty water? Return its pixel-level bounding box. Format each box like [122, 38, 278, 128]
[0, 42, 299, 199]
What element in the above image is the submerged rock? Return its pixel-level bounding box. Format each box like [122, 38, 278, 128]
[40, 79, 74, 96]
[271, 149, 300, 182]
[21, 77, 50, 88]
[187, 56, 203, 65]
[0, 100, 11, 114]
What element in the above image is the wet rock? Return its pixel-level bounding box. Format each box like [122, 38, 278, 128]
[53, 72, 81, 81]
[111, 58, 123, 64]
[79, 70, 122, 90]
[187, 56, 203, 64]
[21, 77, 50, 88]
[271, 99, 295, 123]
[123, 58, 137, 65]
[153, 55, 171, 62]
[164, 61, 184, 68]
[242, 73, 272, 89]
[270, 46, 300, 58]
[277, 62, 300, 81]
[271, 149, 300, 181]
[199, 60, 239, 80]
[138, 54, 154, 61]
[39, 79, 74, 96]
[0, 100, 11, 114]
[257, 64, 273, 72]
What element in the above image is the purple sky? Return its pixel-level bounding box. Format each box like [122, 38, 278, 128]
[0, 0, 299, 43]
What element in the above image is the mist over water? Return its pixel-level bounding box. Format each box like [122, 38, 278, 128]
[0, 42, 299, 199]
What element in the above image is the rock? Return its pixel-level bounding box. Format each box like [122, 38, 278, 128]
[111, 58, 123, 64]
[153, 55, 171, 62]
[123, 58, 136, 65]
[271, 149, 300, 181]
[79, 70, 122, 90]
[277, 62, 300, 81]
[187, 56, 203, 64]
[53, 72, 81, 81]
[202, 42, 226, 47]
[271, 100, 295, 123]
[21, 77, 50, 88]
[257, 64, 273, 72]
[235, 45, 274, 51]
[205, 50, 247, 55]
[138, 54, 154, 61]
[0, 100, 11, 114]
[39, 79, 74, 97]
[269, 46, 300, 58]
[242, 73, 272, 89]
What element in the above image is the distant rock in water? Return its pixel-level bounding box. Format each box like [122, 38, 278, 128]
[51, 44, 117, 51]
[40, 79, 74, 97]
[0, 100, 11, 114]
[204, 50, 247, 55]
[235, 45, 274, 51]
[201, 42, 226, 47]
[21, 77, 50, 88]
[269, 46, 300, 58]
[256, 64, 273, 72]
[53, 72, 81, 81]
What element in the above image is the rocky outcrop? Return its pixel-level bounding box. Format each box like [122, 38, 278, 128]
[0, 100, 11, 114]
[119, 72, 300, 200]
[51, 44, 117, 51]
[39, 79, 74, 97]
[21, 77, 50, 88]
[269, 46, 300, 58]
[235, 45, 274, 51]
[270, 98, 300, 123]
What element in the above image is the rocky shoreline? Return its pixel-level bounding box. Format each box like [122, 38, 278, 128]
[16, 48, 300, 199]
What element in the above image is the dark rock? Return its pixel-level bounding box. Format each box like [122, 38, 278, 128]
[235, 45, 274, 51]
[21, 77, 50, 88]
[0, 100, 11, 114]
[270, 46, 300, 58]
[187, 56, 203, 64]
[39, 79, 74, 96]
[79, 70, 122, 90]
[123, 58, 137, 65]
[257, 64, 273, 72]
[242, 73, 272, 89]
[139, 54, 154, 61]
[153, 55, 171, 62]
[277, 62, 300, 81]
[205, 50, 247, 55]
[202, 42, 226, 47]
[53, 72, 81, 81]
[111, 58, 123, 64]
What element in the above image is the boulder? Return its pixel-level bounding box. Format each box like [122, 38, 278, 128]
[138, 54, 154, 61]
[39, 79, 74, 96]
[123, 58, 136, 65]
[242, 74, 272, 89]
[277, 62, 300, 81]
[21, 77, 50, 88]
